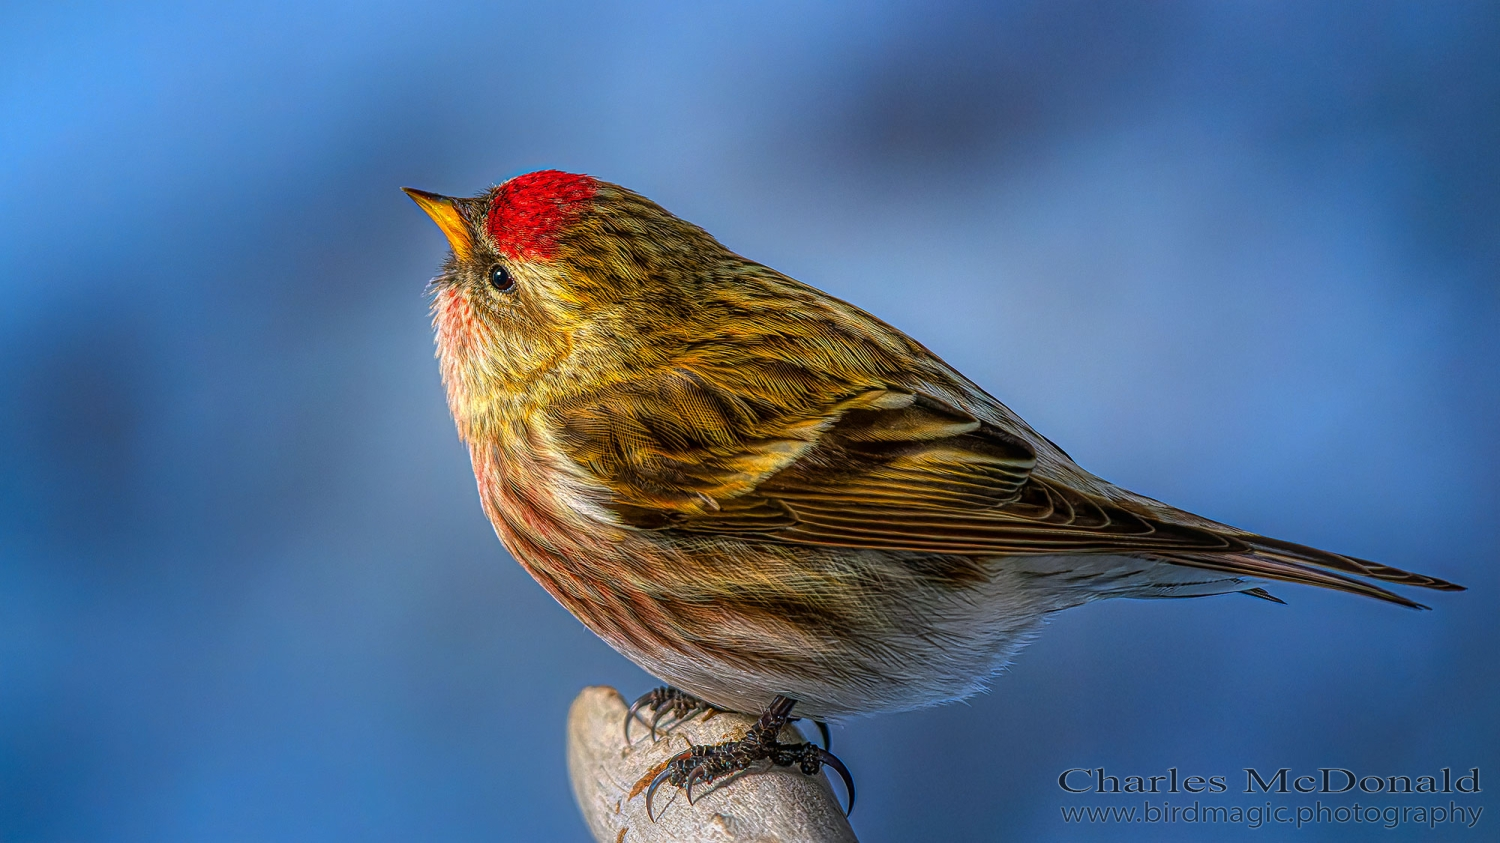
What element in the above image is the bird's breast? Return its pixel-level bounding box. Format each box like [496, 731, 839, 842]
[467, 430, 734, 687]
[469, 430, 626, 578]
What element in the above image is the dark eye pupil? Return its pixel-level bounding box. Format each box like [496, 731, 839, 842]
[488, 265, 514, 292]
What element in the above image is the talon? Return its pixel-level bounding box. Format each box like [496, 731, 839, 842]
[684, 765, 706, 804]
[814, 720, 831, 751]
[814, 747, 856, 816]
[648, 705, 672, 741]
[625, 696, 653, 744]
[634, 695, 858, 821]
[626, 688, 670, 745]
[645, 751, 689, 822]
[644, 770, 667, 821]
[625, 687, 714, 745]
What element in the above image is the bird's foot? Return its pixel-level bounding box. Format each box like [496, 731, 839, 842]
[644, 695, 854, 820]
[625, 686, 831, 750]
[625, 686, 716, 744]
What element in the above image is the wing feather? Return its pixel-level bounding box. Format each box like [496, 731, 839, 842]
[552, 374, 1460, 607]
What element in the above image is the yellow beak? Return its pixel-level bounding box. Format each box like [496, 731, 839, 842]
[402, 187, 474, 262]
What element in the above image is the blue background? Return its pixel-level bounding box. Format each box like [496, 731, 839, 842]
[2, 2, 1495, 840]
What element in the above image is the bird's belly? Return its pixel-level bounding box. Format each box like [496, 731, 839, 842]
[472, 442, 1147, 720]
[505, 522, 1074, 719]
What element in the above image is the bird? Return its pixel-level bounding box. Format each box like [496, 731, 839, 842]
[403, 169, 1461, 816]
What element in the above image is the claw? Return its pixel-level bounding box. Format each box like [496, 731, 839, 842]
[638, 696, 857, 822]
[625, 695, 654, 744]
[627, 688, 715, 744]
[815, 747, 856, 816]
[644, 768, 669, 821]
[645, 751, 689, 822]
[684, 765, 706, 805]
[814, 720, 832, 751]
[648, 705, 671, 741]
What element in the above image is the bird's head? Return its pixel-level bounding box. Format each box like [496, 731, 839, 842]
[404, 170, 732, 437]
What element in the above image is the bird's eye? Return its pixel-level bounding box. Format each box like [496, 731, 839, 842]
[488, 264, 515, 293]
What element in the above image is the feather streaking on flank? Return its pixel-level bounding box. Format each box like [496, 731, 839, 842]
[403, 170, 1461, 723]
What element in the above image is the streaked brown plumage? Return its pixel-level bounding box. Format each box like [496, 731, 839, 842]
[404, 170, 1461, 723]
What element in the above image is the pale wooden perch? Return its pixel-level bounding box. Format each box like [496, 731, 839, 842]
[567, 686, 860, 843]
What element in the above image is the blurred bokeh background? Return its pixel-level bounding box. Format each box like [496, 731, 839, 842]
[2, 2, 1496, 840]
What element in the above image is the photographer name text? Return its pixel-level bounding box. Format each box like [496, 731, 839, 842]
[1059, 766, 1481, 795]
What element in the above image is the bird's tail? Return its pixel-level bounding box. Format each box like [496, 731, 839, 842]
[1157, 533, 1464, 610]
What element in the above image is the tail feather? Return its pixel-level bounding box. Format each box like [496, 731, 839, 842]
[1159, 532, 1463, 611]
[1247, 534, 1464, 591]
[1241, 587, 1286, 604]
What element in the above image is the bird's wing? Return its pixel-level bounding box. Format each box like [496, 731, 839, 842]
[678, 392, 1247, 558]
[551, 372, 1459, 607]
[551, 375, 1236, 556]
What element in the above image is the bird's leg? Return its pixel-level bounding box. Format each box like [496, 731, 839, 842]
[624, 686, 716, 743]
[644, 695, 855, 820]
